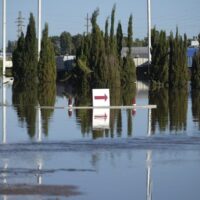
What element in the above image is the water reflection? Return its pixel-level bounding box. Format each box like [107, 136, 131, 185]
[149, 88, 188, 133]
[146, 151, 152, 200]
[74, 92, 92, 136]
[73, 85, 137, 138]
[12, 81, 38, 138]
[0, 78, 153, 141]
[149, 88, 169, 133]
[169, 89, 188, 132]
[0, 77, 45, 188]
[12, 81, 56, 139]
[38, 82, 56, 136]
[191, 89, 200, 130]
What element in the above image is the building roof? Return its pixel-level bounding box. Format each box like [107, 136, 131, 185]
[121, 47, 148, 59]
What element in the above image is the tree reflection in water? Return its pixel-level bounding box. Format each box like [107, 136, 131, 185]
[169, 88, 188, 132]
[12, 81, 56, 138]
[12, 81, 38, 138]
[149, 88, 169, 133]
[149, 87, 188, 133]
[74, 83, 136, 139]
[191, 89, 200, 130]
[38, 82, 56, 136]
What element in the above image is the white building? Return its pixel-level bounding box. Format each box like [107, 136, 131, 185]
[56, 55, 76, 72]
[190, 40, 199, 47]
[121, 47, 148, 67]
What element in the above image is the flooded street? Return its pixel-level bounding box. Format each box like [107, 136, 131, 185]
[1, 79, 200, 200]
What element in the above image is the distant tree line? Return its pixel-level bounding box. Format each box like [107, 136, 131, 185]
[50, 33, 83, 56]
[12, 13, 56, 83]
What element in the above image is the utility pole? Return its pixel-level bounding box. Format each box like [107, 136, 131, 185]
[85, 13, 91, 35]
[147, 0, 152, 66]
[15, 11, 25, 38]
[2, 0, 6, 76]
[38, 0, 42, 59]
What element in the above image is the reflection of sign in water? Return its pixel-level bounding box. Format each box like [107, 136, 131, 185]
[93, 109, 110, 130]
[92, 89, 110, 107]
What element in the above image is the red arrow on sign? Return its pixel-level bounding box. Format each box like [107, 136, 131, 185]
[94, 94, 108, 101]
[94, 113, 107, 120]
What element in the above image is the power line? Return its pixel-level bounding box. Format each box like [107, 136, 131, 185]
[15, 11, 25, 38]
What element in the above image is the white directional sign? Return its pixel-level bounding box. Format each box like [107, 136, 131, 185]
[92, 109, 110, 130]
[92, 89, 110, 107]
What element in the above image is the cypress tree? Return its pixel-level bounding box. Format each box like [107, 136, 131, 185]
[105, 17, 110, 54]
[38, 23, 56, 83]
[150, 28, 169, 86]
[169, 29, 188, 88]
[90, 9, 109, 87]
[191, 51, 200, 89]
[12, 32, 25, 81]
[127, 14, 133, 55]
[24, 13, 38, 81]
[116, 21, 123, 59]
[122, 14, 136, 85]
[110, 4, 116, 53]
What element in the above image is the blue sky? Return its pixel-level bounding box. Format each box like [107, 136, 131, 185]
[0, 0, 200, 47]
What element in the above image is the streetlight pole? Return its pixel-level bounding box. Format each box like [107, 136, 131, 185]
[147, 0, 152, 65]
[38, 0, 42, 58]
[2, 0, 6, 76]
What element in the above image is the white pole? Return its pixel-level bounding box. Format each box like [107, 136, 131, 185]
[147, 0, 152, 64]
[37, 160, 42, 185]
[37, 107, 42, 142]
[38, 0, 42, 59]
[146, 150, 152, 200]
[2, 77, 6, 144]
[2, 0, 6, 75]
[147, 109, 152, 136]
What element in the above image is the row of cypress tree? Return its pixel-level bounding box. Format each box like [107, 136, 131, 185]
[150, 27, 200, 89]
[150, 27, 189, 88]
[75, 6, 136, 90]
[12, 13, 56, 83]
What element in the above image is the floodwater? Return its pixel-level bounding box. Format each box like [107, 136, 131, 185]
[1, 78, 200, 200]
